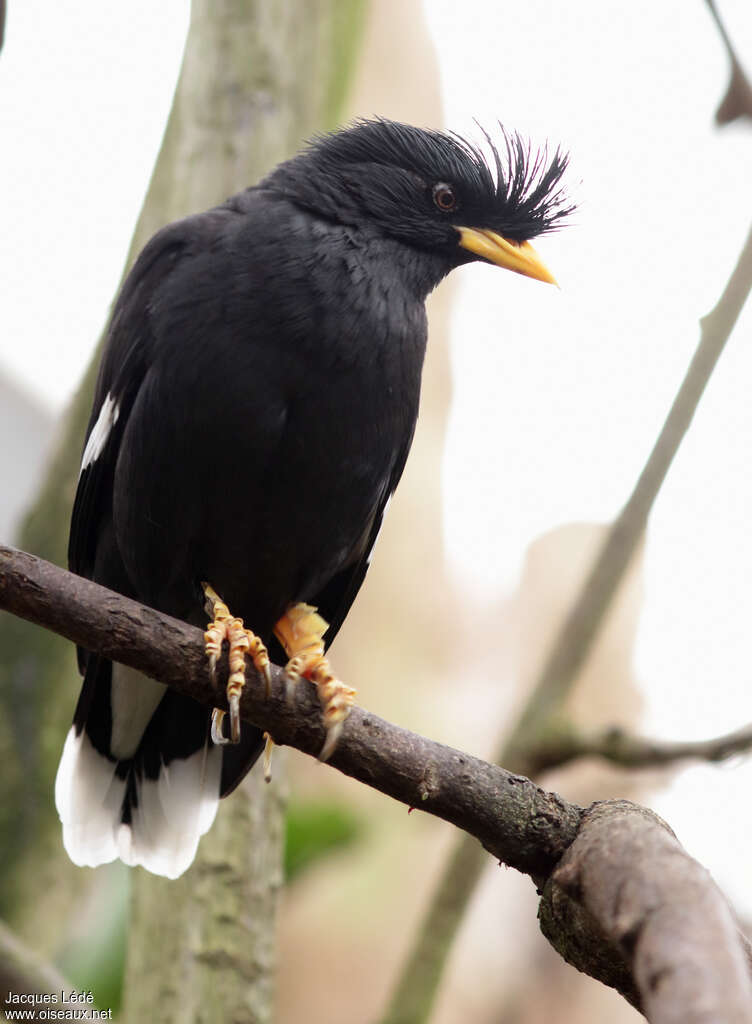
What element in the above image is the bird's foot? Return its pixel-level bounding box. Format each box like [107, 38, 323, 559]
[273, 603, 356, 761]
[202, 583, 271, 745]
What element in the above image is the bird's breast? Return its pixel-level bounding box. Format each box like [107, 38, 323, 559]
[114, 215, 430, 630]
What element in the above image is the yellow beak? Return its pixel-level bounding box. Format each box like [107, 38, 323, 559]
[457, 227, 557, 286]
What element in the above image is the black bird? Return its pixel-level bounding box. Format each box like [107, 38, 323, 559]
[55, 118, 572, 878]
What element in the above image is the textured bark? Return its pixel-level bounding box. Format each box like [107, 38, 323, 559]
[540, 801, 752, 1024]
[3, 546, 752, 1019]
[124, 766, 286, 1024]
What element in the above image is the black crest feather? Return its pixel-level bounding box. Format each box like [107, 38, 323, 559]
[452, 122, 575, 240]
[309, 117, 574, 241]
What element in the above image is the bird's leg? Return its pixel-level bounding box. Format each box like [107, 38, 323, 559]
[273, 603, 356, 761]
[202, 583, 271, 746]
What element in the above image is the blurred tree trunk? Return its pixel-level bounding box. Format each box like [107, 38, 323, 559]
[0, 0, 366, 1019]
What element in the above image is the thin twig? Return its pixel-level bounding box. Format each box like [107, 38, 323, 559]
[705, 0, 752, 126]
[525, 721, 752, 776]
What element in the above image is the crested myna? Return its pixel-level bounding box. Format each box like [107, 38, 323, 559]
[55, 118, 572, 877]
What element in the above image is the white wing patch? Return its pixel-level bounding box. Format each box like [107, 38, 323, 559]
[80, 392, 119, 474]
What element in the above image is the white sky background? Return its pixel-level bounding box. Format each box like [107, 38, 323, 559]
[1, 1, 752, 909]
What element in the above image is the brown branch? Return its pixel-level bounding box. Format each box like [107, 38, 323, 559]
[0, 544, 580, 884]
[524, 721, 752, 776]
[540, 801, 752, 1024]
[2, 544, 752, 1021]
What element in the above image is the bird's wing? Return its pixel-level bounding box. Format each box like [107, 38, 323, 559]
[68, 222, 190, 585]
[61, 216, 245, 875]
[312, 445, 408, 651]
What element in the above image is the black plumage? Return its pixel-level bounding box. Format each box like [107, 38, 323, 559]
[55, 118, 571, 877]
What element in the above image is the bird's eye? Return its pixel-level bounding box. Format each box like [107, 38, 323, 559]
[432, 183, 457, 213]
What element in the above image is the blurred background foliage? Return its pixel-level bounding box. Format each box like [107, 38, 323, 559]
[284, 800, 363, 883]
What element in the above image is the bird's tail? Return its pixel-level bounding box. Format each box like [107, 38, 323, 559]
[55, 658, 222, 879]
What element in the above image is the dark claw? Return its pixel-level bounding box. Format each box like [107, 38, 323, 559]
[228, 693, 241, 744]
[211, 708, 230, 746]
[261, 663, 272, 698]
[284, 672, 298, 705]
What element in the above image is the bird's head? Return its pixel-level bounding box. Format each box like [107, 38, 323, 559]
[264, 118, 573, 287]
